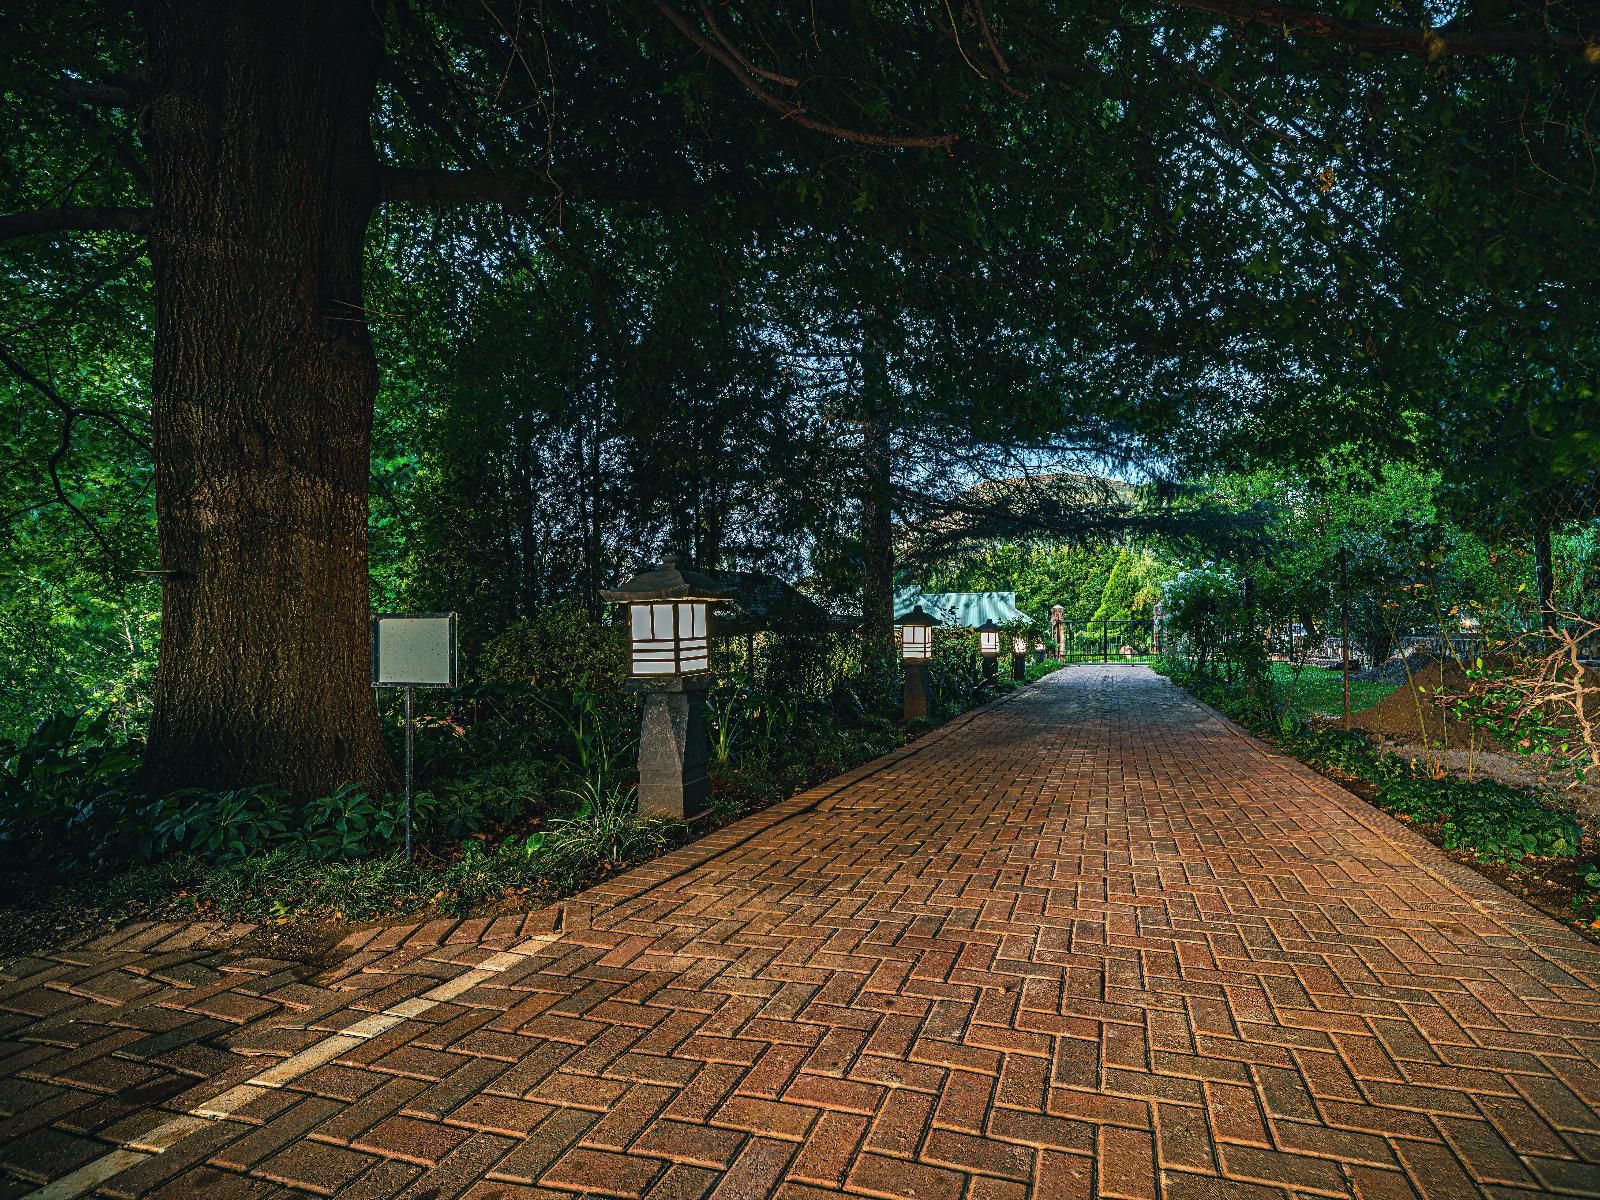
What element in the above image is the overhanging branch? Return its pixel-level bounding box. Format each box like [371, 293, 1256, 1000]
[53, 79, 140, 107]
[1157, 0, 1597, 60]
[0, 206, 151, 243]
[651, 0, 960, 149]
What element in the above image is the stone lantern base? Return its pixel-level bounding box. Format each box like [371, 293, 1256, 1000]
[629, 675, 712, 820]
[902, 663, 931, 722]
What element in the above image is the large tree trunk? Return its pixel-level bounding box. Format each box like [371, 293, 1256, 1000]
[142, 0, 396, 799]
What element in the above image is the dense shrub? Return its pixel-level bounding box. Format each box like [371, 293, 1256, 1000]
[478, 601, 628, 694]
[0, 710, 141, 865]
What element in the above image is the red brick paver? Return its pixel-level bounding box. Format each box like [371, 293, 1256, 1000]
[6, 665, 1600, 1198]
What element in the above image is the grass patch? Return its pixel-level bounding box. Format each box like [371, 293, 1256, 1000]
[1270, 661, 1396, 721]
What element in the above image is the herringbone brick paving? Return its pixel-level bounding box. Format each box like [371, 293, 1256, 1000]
[6, 665, 1600, 1199]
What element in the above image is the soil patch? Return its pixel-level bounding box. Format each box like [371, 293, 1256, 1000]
[1350, 658, 1509, 751]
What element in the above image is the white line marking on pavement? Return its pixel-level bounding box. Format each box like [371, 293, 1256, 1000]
[19, 933, 563, 1199]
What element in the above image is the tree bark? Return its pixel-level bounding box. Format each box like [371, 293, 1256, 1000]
[141, 0, 397, 799]
[1534, 523, 1558, 634]
[859, 348, 895, 663]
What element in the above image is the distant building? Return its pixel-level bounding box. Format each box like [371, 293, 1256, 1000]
[893, 588, 1032, 629]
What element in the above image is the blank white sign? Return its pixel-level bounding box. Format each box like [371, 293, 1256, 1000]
[372, 614, 456, 687]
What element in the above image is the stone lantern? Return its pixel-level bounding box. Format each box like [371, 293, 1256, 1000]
[1011, 634, 1028, 682]
[602, 555, 732, 819]
[976, 619, 1002, 682]
[896, 604, 939, 721]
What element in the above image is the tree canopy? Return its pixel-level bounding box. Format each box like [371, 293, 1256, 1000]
[2, 1, 1595, 788]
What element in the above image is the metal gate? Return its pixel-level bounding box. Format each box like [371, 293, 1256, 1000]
[1056, 619, 1157, 664]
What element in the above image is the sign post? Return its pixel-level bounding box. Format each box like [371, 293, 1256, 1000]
[371, 613, 458, 859]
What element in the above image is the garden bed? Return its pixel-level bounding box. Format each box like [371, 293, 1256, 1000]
[1161, 661, 1600, 943]
[1, 666, 1058, 959]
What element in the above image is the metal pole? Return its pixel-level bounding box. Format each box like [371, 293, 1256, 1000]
[404, 685, 414, 860]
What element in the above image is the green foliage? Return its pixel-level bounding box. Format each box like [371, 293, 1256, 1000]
[541, 779, 681, 874]
[0, 709, 140, 863]
[1446, 658, 1594, 781]
[298, 784, 408, 860]
[477, 602, 627, 695]
[1377, 775, 1582, 863]
[1204, 459, 1506, 668]
[145, 785, 292, 863]
[1089, 547, 1163, 628]
[706, 678, 798, 769]
[1160, 565, 1265, 682]
[924, 542, 1122, 628]
[928, 626, 985, 718]
[422, 759, 553, 838]
[471, 603, 636, 787]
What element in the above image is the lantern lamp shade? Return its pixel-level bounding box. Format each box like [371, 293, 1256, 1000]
[1012, 635, 1028, 655]
[976, 619, 1003, 657]
[896, 604, 939, 662]
[628, 601, 709, 675]
[602, 555, 733, 679]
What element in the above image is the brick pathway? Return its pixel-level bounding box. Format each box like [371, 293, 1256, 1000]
[6, 666, 1600, 1200]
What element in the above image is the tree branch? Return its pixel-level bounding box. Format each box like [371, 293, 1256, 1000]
[0, 342, 148, 445]
[650, 1, 959, 150]
[1156, 0, 1598, 60]
[0, 205, 150, 243]
[694, 1, 799, 87]
[377, 164, 708, 211]
[14, 76, 142, 109]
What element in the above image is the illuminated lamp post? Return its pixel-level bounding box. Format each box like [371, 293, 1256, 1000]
[897, 604, 939, 722]
[976, 619, 1002, 683]
[602, 555, 732, 820]
[1011, 634, 1028, 682]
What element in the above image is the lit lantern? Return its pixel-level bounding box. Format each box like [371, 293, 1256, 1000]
[603, 555, 726, 678]
[976, 619, 1003, 658]
[602, 555, 734, 821]
[897, 604, 937, 662]
[1011, 633, 1028, 682]
[897, 604, 940, 722]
